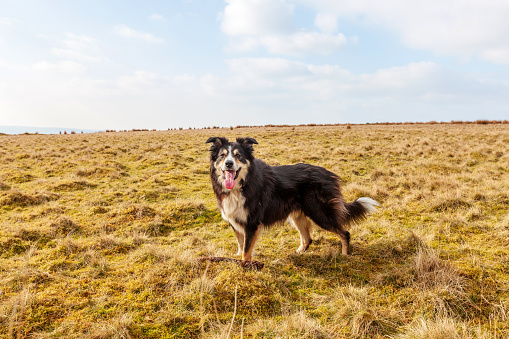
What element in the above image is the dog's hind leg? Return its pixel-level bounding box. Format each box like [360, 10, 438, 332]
[319, 223, 350, 255]
[303, 203, 351, 255]
[288, 211, 313, 253]
[335, 229, 350, 255]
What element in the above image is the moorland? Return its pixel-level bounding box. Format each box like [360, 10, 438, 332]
[1, 123, 508, 338]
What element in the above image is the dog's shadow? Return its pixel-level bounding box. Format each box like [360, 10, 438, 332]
[282, 233, 421, 287]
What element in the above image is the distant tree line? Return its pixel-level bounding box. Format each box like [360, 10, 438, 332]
[11, 120, 506, 136]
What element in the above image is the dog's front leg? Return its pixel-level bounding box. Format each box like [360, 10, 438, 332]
[242, 226, 261, 264]
[231, 225, 245, 256]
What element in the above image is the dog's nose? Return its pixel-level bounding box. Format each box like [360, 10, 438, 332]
[225, 160, 234, 169]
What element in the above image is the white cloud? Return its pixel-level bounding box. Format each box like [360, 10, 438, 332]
[227, 58, 311, 79]
[51, 48, 100, 63]
[221, 57, 508, 108]
[60, 61, 87, 73]
[0, 58, 27, 71]
[221, 0, 294, 36]
[62, 33, 97, 51]
[261, 32, 347, 56]
[314, 13, 338, 34]
[479, 48, 509, 65]
[225, 37, 260, 52]
[222, 0, 351, 55]
[117, 70, 171, 93]
[32, 60, 85, 73]
[32, 61, 57, 72]
[226, 58, 442, 94]
[173, 74, 196, 86]
[149, 14, 164, 21]
[297, 0, 509, 63]
[362, 62, 440, 91]
[113, 24, 164, 44]
[228, 32, 349, 55]
[51, 33, 103, 63]
[1, 17, 13, 26]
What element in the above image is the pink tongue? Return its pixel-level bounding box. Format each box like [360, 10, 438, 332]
[224, 171, 236, 189]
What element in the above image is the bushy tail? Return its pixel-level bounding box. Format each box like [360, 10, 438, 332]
[345, 197, 380, 224]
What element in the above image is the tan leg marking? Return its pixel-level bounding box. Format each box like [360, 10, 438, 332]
[289, 211, 313, 253]
[340, 237, 349, 255]
[333, 229, 350, 255]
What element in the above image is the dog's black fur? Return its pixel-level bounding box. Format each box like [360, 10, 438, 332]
[206, 136, 378, 263]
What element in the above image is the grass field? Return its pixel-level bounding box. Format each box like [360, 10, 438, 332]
[1, 124, 508, 338]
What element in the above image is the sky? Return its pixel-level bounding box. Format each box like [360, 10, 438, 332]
[1, 0, 508, 131]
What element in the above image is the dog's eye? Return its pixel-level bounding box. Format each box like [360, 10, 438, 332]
[235, 154, 241, 159]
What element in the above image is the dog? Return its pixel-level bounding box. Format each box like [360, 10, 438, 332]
[206, 136, 379, 264]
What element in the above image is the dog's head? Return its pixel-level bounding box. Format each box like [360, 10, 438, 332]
[206, 137, 258, 191]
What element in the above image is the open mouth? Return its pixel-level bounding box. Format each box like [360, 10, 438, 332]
[222, 169, 240, 190]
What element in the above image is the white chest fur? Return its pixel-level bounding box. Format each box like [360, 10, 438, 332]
[221, 190, 248, 233]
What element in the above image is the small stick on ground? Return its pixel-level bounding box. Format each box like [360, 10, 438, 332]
[226, 284, 238, 339]
[197, 257, 264, 271]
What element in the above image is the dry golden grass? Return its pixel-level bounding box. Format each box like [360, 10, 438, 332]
[0, 124, 508, 338]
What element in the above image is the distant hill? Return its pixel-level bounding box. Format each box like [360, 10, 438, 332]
[0, 126, 98, 135]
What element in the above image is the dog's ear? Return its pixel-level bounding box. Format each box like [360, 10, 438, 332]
[236, 137, 258, 151]
[206, 137, 228, 149]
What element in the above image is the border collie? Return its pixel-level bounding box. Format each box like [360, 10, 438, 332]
[206, 137, 379, 264]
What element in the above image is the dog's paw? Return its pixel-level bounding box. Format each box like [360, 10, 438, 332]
[296, 240, 312, 254]
[296, 246, 306, 254]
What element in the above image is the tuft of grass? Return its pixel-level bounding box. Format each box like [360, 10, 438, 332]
[79, 248, 110, 277]
[239, 311, 326, 338]
[412, 245, 473, 317]
[395, 316, 487, 339]
[0, 191, 59, 208]
[429, 198, 471, 212]
[51, 180, 97, 191]
[50, 216, 81, 237]
[0, 182, 10, 191]
[165, 201, 222, 227]
[414, 246, 465, 292]
[95, 235, 134, 255]
[328, 284, 399, 337]
[122, 204, 156, 219]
